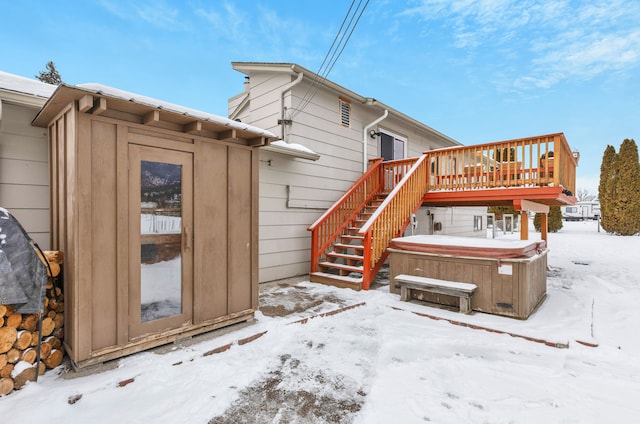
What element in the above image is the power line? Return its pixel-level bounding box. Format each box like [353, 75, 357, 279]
[290, 0, 370, 119]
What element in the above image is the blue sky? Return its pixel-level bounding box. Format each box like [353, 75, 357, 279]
[3, 1, 639, 194]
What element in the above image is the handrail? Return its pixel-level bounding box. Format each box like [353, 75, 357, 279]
[358, 155, 429, 288]
[308, 158, 384, 273]
[423, 133, 576, 194]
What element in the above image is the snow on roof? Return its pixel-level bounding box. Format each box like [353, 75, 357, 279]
[0, 71, 57, 98]
[76, 83, 276, 138]
[270, 140, 317, 154]
[263, 140, 320, 161]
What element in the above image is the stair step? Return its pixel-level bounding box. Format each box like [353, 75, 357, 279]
[333, 243, 364, 251]
[326, 252, 364, 262]
[309, 272, 362, 290]
[319, 261, 363, 273]
[341, 234, 364, 241]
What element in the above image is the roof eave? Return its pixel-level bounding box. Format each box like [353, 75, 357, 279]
[32, 84, 276, 144]
[231, 62, 462, 147]
[0, 88, 50, 108]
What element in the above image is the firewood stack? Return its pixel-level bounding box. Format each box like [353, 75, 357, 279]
[0, 251, 64, 396]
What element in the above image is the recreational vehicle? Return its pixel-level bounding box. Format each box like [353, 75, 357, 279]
[562, 200, 600, 221]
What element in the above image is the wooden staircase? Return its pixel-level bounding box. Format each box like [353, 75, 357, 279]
[311, 192, 388, 289]
[308, 156, 429, 290]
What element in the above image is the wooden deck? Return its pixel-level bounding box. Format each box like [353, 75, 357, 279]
[422, 185, 574, 207]
[308, 133, 578, 290]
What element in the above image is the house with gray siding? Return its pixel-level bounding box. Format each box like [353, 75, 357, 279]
[0, 72, 56, 248]
[228, 62, 487, 284]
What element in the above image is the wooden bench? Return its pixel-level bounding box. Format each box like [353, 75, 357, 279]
[395, 274, 477, 314]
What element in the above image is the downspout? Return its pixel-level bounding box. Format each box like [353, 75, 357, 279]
[279, 67, 304, 141]
[363, 108, 388, 172]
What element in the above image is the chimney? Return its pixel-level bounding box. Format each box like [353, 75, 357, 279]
[572, 150, 580, 165]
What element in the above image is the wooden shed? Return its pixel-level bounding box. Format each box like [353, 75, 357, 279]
[32, 84, 275, 368]
[388, 235, 548, 319]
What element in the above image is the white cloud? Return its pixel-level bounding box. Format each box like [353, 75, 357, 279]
[99, 0, 185, 31]
[402, 0, 640, 90]
[517, 29, 640, 89]
[195, 2, 248, 42]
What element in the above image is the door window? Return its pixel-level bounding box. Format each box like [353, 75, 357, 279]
[380, 132, 406, 161]
[140, 160, 183, 322]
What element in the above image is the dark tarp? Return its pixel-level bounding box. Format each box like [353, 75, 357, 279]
[0, 208, 47, 313]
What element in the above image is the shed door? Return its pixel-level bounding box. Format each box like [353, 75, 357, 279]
[128, 145, 193, 339]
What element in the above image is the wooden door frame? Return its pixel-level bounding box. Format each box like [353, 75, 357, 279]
[127, 144, 194, 340]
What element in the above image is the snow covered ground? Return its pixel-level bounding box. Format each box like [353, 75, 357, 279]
[1, 221, 639, 423]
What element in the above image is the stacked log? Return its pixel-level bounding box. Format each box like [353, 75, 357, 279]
[0, 251, 64, 396]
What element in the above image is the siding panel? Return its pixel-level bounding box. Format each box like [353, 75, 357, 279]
[0, 102, 50, 246]
[0, 183, 49, 208]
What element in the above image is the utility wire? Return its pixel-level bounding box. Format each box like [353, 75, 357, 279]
[293, 0, 358, 114]
[290, 0, 370, 119]
[293, 0, 368, 117]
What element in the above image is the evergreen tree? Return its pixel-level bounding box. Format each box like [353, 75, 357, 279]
[35, 61, 63, 85]
[598, 145, 617, 232]
[611, 139, 640, 235]
[533, 206, 563, 233]
[548, 206, 563, 232]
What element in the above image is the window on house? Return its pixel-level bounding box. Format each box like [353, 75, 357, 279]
[339, 98, 351, 127]
[380, 131, 406, 161]
[474, 215, 483, 231]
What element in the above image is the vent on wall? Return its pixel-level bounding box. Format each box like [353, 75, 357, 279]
[339, 97, 351, 127]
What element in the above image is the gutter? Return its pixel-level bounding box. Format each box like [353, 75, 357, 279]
[363, 105, 388, 172]
[278, 67, 304, 141]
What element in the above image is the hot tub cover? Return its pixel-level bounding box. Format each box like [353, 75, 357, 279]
[0, 208, 47, 313]
[389, 235, 546, 259]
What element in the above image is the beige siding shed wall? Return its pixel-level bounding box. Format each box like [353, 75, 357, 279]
[0, 101, 49, 248]
[47, 103, 261, 367]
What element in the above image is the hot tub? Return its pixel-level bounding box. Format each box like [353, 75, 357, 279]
[388, 235, 548, 319]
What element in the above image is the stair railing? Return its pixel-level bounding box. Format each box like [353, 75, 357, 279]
[358, 154, 429, 289]
[308, 158, 384, 273]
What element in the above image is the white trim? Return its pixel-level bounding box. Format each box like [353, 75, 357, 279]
[363, 109, 388, 172]
[0, 88, 49, 108]
[262, 142, 320, 161]
[229, 92, 249, 121]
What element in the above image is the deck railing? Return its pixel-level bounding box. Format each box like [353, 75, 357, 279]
[308, 132, 577, 289]
[358, 155, 428, 288]
[308, 158, 384, 273]
[424, 133, 577, 195]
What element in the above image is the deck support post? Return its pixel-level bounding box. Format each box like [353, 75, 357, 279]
[520, 211, 529, 240]
[541, 213, 548, 244]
